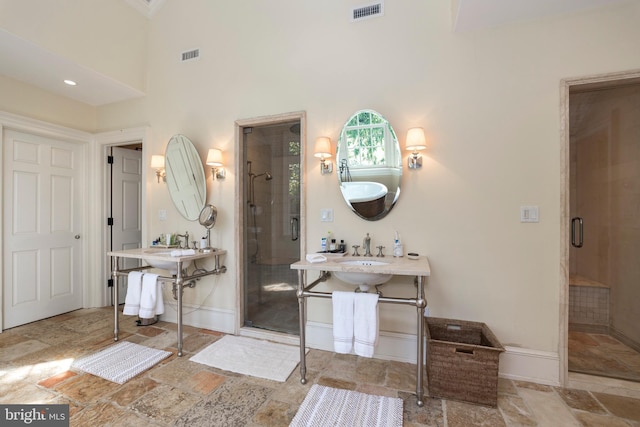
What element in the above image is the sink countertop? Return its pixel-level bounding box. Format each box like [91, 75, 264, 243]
[108, 247, 227, 262]
[291, 255, 430, 277]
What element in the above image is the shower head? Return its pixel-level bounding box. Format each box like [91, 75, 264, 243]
[251, 172, 272, 181]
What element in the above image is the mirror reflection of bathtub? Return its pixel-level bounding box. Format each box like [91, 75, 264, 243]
[340, 181, 388, 218]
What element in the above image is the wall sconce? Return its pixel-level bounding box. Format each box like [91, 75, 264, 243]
[406, 127, 427, 169]
[150, 154, 166, 183]
[314, 137, 333, 175]
[206, 148, 226, 180]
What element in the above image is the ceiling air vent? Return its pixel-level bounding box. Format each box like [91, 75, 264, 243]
[351, 1, 384, 22]
[181, 48, 200, 62]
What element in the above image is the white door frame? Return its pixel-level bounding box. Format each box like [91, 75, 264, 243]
[0, 111, 92, 331]
[559, 69, 640, 387]
[93, 127, 150, 307]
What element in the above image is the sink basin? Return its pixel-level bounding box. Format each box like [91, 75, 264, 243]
[333, 260, 393, 291]
[143, 249, 192, 274]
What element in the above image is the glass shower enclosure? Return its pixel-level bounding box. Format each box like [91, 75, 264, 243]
[241, 120, 301, 335]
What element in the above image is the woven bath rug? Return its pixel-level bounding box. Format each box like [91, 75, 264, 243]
[71, 341, 171, 384]
[290, 384, 403, 427]
[190, 335, 303, 382]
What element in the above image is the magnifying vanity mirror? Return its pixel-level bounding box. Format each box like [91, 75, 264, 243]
[198, 204, 217, 252]
[337, 110, 402, 221]
[165, 134, 207, 220]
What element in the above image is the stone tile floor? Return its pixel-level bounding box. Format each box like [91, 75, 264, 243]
[1, 307, 640, 426]
[569, 330, 640, 382]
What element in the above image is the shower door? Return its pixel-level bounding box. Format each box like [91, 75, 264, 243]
[568, 82, 640, 382]
[242, 120, 301, 335]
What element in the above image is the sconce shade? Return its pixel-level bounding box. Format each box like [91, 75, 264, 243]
[406, 127, 427, 152]
[314, 137, 332, 159]
[206, 148, 223, 167]
[150, 155, 165, 169]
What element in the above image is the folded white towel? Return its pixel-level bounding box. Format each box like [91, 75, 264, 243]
[354, 293, 379, 358]
[123, 271, 144, 315]
[332, 291, 355, 354]
[306, 253, 327, 263]
[170, 249, 196, 257]
[139, 273, 163, 318]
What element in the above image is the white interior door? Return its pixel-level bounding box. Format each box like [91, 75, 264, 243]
[109, 146, 142, 304]
[3, 130, 84, 328]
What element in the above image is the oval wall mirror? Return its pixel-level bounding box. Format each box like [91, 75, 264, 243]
[336, 110, 402, 221]
[165, 134, 207, 220]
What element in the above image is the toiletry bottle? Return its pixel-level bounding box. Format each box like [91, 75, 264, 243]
[339, 239, 346, 253]
[321, 237, 327, 252]
[393, 232, 403, 257]
[330, 239, 336, 251]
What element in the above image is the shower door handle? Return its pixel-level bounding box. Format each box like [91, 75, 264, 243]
[571, 217, 583, 248]
[291, 217, 299, 241]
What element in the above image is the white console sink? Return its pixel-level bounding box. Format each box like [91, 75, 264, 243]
[333, 260, 393, 291]
[143, 249, 192, 274]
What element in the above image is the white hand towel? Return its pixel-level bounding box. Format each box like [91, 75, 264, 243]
[154, 275, 164, 316]
[354, 293, 379, 358]
[306, 253, 327, 263]
[332, 291, 355, 354]
[122, 271, 144, 315]
[171, 249, 196, 257]
[139, 273, 161, 319]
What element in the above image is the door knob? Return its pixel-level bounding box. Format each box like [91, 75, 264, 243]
[75, 235, 81, 239]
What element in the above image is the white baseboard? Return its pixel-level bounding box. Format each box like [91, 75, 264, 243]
[500, 346, 561, 386]
[159, 303, 235, 334]
[151, 312, 562, 386]
[305, 321, 561, 385]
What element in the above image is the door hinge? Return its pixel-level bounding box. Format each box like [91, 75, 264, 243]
[107, 155, 114, 164]
[107, 279, 114, 288]
[243, 127, 252, 134]
[107, 217, 114, 226]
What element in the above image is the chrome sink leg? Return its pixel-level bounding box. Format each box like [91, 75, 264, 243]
[416, 275, 426, 407]
[297, 270, 307, 384]
[176, 261, 184, 356]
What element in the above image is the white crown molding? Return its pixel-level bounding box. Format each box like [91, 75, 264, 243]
[122, 0, 167, 18]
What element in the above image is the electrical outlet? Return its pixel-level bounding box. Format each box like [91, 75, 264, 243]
[158, 209, 167, 221]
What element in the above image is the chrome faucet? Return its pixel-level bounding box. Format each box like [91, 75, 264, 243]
[363, 233, 372, 257]
[176, 231, 189, 249]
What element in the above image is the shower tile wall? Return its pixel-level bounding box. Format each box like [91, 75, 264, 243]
[569, 285, 609, 326]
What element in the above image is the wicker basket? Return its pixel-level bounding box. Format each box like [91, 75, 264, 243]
[426, 317, 504, 407]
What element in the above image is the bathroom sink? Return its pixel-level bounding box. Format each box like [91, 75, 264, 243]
[333, 260, 393, 291]
[143, 249, 192, 274]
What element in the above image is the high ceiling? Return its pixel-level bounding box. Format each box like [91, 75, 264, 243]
[0, 0, 631, 107]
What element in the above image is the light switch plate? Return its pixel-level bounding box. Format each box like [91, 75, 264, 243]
[320, 208, 333, 222]
[520, 206, 539, 223]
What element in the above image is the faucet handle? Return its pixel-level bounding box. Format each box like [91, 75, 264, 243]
[376, 245, 385, 257]
[352, 245, 360, 256]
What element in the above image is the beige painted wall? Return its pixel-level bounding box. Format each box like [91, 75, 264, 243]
[0, 74, 96, 131]
[94, 0, 640, 355]
[2, 0, 639, 362]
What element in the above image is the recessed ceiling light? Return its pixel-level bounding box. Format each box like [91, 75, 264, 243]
[64, 79, 77, 86]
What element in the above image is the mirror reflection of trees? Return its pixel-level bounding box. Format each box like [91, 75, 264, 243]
[337, 110, 402, 221]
